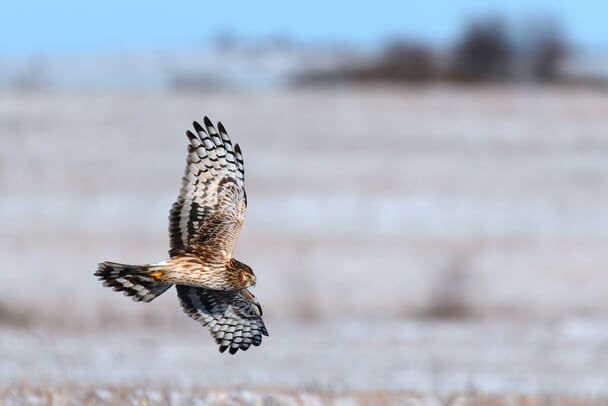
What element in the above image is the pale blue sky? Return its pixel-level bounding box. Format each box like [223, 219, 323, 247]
[1, 1, 606, 55]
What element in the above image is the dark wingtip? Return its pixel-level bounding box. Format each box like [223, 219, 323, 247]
[219, 345, 228, 353]
[186, 130, 197, 140]
[234, 143, 241, 153]
[217, 121, 226, 134]
[94, 262, 105, 277]
[229, 346, 239, 354]
[193, 121, 204, 133]
[203, 116, 213, 127]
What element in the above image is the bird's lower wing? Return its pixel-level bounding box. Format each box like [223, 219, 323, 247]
[176, 285, 268, 354]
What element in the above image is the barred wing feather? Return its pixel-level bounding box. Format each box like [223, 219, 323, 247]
[168, 117, 246, 261]
[176, 285, 268, 354]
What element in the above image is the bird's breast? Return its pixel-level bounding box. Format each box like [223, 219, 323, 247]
[164, 256, 232, 290]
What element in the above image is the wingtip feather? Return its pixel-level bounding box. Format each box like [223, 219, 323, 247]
[193, 121, 205, 134]
[217, 121, 227, 134]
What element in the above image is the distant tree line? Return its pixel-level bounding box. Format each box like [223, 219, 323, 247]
[294, 15, 568, 85]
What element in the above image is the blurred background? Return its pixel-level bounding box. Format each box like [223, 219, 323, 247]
[2, 0, 608, 403]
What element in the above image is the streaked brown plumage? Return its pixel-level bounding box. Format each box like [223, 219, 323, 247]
[95, 116, 267, 354]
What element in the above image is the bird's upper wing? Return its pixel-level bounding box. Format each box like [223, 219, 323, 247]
[168, 117, 246, 261]
[176, 285, 268, 354]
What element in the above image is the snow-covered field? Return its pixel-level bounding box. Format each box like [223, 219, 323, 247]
[1, 86, 608, 400]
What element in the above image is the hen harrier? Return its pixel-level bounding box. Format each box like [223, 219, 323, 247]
[95, 116, 268, 354]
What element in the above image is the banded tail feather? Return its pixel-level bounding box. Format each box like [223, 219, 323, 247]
[95, 262, 172, 302]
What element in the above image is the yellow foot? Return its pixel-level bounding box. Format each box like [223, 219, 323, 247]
[149, 271, 163, 280]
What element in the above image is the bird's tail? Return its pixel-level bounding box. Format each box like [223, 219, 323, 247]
[95, 261, 172, 302]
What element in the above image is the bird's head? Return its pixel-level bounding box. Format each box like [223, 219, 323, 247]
[240, 264, 257, 288]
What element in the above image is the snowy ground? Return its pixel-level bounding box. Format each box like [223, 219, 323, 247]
[2, 319, 608, 394]
[1, 86, 608, 398]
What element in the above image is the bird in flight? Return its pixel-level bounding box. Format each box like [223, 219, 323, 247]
[95, 116, 268, 354]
